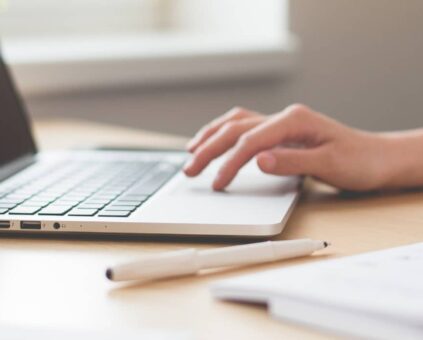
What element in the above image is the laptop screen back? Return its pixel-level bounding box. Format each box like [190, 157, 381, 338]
[0, 54, 36, 167]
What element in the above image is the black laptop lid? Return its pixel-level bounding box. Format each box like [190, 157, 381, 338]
[0, 50, 37, 168]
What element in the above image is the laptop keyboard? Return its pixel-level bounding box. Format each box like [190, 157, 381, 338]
[0, 160, 180, 218]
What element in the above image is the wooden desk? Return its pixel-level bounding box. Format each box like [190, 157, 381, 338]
[1, 118, 423, 339]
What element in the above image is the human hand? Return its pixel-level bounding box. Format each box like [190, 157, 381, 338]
[183, 104, 405, 191]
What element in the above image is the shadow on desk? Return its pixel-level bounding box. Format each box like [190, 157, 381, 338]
[300, 179, 423, 211]
[0, 231, 270, 245]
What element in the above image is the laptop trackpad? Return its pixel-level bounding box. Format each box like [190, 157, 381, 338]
[135, 159, 300, 226]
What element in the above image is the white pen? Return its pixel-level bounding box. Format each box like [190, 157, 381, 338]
[106, 238, 330, 282]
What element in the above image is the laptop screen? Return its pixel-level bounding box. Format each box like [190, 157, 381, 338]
[0, 54, 36, 167]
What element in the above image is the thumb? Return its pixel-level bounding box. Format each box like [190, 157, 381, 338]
[256, 147, 322, 176]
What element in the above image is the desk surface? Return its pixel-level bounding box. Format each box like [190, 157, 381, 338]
[1, 118, 423, 339]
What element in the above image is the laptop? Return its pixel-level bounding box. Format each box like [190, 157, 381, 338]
[0, 51, 300, 237]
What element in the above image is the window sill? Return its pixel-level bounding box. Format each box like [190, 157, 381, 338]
[2, 33, 299, 97]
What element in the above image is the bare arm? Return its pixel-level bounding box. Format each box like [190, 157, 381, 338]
[378, 129, 423, 189]
[183, 104, 423, 191]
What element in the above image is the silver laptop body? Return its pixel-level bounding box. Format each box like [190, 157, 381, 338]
[0, 52, 300, 237]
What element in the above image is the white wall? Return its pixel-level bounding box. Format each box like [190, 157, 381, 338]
[287, 0, 423, 132]
[26, 0, 423, 136]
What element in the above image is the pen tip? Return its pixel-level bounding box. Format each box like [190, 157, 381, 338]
[323, 241, 331, 248]
[105, 268, 113, 280]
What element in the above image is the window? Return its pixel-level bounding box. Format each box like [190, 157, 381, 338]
[0, 0, 171, 37]
[0, 0, 287, 40]
[0, 0, 296, 95]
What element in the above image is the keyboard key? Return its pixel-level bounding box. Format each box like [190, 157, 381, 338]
[38, 206, 73, 215]
[24, 199, 51, 206]
[105, 205, 136, 211]
[42, 189, 67, 195]
[0, 203, 18, 209]
[5, 194, 32, 200]
[84, 199, 111, 204]
[68, 208, 98, 216]
[55, 197, 82, 202]
[24, 197, 53, 203]
[61, 194, 89, 200]
[71, 189, 96, 195]
[95, 186, 121, 192]
[77, 203, 105, 209]
[112, 199, 143, 206]
[18, 202, 45, 208]
[53, 200, 80, 206]
[9, 206, 42, 215]
[89, 194, 118, 200]
[118, 194, 148, 201]
[0, 198, 25, 204]
[97, 189, 122, 195]
[35, 193, 61, 198]
[98, 210, 132, 217]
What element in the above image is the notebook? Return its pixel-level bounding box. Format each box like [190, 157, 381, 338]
[211, 242, 423, 340]
[1, 324, 190, 340]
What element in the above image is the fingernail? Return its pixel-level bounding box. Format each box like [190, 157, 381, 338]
[258, 152, 276, 172]
[186, 139, 196, 151]
[183, 158, 195, 172]
[212, 173, 225, 190]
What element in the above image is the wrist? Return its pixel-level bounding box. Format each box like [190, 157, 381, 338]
[377, 130, 423, 189]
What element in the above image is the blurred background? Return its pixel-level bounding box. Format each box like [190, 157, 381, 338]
[1, 0, 422, 136]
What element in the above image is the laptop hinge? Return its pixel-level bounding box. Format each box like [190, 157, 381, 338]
[0, 154, 36, 183]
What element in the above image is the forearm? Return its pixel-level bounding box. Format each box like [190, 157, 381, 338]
[380, 129, 423, 189]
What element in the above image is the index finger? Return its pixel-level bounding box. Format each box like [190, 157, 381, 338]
[212, 105, 314, 190]
[186, 107, 260, 153]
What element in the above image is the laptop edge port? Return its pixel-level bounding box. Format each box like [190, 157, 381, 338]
[20, 221, 41, 230]
[0, 220, 10, 229]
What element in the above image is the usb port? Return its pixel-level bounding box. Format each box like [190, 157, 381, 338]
[0, 220, 10, 229]
[20, 221, 41, 230]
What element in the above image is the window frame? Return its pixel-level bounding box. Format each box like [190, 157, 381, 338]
[0, 0, 298, 96]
